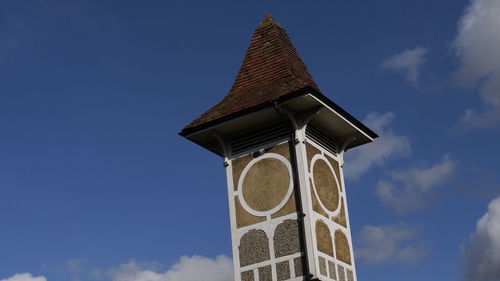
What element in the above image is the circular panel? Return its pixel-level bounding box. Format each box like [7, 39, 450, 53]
[241, 157, 291, 213]
[312, 159, 340, 212]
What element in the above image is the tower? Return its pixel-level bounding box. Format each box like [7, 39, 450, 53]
[180, 13, 377, 281]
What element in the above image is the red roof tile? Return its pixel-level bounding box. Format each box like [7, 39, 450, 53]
[182, 13, 320, 132]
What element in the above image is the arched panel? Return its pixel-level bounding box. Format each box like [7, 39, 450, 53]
[274, 219, 301, 257]
[335, 230, 352, 265]
[315, 220, 334, 256]
[239, 229, 270, 266]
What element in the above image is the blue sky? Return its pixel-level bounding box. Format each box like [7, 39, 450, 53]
[1, 0, 500, 281]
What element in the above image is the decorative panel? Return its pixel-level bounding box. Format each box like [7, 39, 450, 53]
[319, 256, 327, 275]
[328, 261, 337, 280]
[332, 200, 347, 227]
[312, 158, 340, 212]
[258, 265, 272, 281]
[347, 269, 354, 281]
[326, 155, 343, 192]
[235, 196, 266, 228]
[271, 194, 297, 219]
[294, 257, 304, 277]
[316, 220, 334, 256]
[338, 265, 346, 281]
[232, 154, 253, 191]
[228, 140, 304, 281]
[241, 270, 254, 281]
[334, 230, 352, 265]
[239, 229, 270, 266]
[274, 220, 301, 257]
[227, 137, 357, 281]
[241, 157, 291, 212]
[304, 139, 356, 281]
[306, 142, 321, 168]
[276, 261, 290, 281]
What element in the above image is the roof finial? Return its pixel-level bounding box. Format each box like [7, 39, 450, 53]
[262, 11, 274, 23]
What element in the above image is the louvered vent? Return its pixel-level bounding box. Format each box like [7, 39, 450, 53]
[306, 125, 338, 155]
[231, 122, 291, 155]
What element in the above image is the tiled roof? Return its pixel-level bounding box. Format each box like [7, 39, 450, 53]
[182, 12, 320, 133]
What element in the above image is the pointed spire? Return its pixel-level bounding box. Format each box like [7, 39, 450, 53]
[262, 11, 274, 23]
[228, 13, 318, 97]
[183, 14, 320, 131]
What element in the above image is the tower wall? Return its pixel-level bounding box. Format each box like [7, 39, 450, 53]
[224, 132, 357, 281]
[300, 138, 357, 281]
[225, 139, 306, 281]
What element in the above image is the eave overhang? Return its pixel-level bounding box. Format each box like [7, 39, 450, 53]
[179, 86, 378, 156]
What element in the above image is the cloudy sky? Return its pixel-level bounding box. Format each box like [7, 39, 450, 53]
[1, 0, 499, 281]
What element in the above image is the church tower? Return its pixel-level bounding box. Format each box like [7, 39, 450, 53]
[180, 13, 378, 281]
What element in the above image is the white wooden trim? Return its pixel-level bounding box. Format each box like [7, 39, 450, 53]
[293, 126, 318, 279]
[224, 158, 241, 281]
[229, 137, 291, 160]
[308, 94, 374, 141]
[338, 149, 357, 281]
[222, 124, 358, 281]
[309, 154, 342, 217]
[236, 153, 294, 217]
[305, 135, 358, 281]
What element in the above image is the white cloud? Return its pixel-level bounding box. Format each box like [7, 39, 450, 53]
[65, 258, 85, 274]
[381, 47, 429, 87]
[65, 258, 86, 281]
[104, 255, 233, 281]
[453, 0, 500, 130]
[0, 273, 47, 281]
[344, 112, 411, 180]
[463, 196, 500, 281]
[355, 224, 427, 265]
[376, 155, 456, 214]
